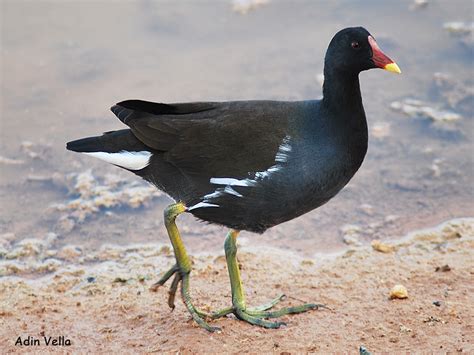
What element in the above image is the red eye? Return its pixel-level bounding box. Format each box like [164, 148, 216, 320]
[351, 41, 360, 49]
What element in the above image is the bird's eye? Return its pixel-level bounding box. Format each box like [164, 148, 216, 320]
[351, 41, 360, 49]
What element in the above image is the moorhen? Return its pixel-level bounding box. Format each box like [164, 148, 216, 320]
[67, 27, 401, 331]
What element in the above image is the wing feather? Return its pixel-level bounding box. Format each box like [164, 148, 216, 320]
[111, 99, 292, 178]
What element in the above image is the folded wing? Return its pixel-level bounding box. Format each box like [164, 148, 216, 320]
[111, 99, 291, 179]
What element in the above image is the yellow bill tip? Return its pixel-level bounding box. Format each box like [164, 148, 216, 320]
[384, 62, 401, 74]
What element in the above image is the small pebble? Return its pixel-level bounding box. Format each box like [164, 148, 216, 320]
[399, 325, 412, 333]
[435, 264, 451, 272]
[358, 203, 374, 216]
[371, 123, 391, 139]
[113, 277, 128, 283]
[232, 0, 269, 15]
[57, 245, 82, 261]
[433, 301, 441, 307]
[390, 284, 408, 299]
[412, 0, 428, 9]
[371, 240, 394, 253]
[0, 156, 25, 165]
[443, 21, 474, 36]
[343, 234, 362, 246]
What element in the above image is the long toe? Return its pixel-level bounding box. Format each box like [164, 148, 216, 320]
[247, 294, 286, 313]
[247, 303, 321, 318]
[150, 264, 179, 292]
[167, 273, 181, 309]
[180, 273, 220, 332]
[235, 308, 286, 329]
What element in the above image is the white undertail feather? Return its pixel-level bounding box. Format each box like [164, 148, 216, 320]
[84, 151, 152, 171]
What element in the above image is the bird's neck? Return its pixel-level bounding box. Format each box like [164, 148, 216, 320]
[322, 69, 363, 113]
[320, 68, 368, 161]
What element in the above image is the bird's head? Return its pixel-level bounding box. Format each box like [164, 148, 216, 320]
[325, 27, 401, 75]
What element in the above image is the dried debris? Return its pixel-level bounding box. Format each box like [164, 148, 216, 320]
[443, 22, 474, 47]
[410, 0, 428, 10]
[432, 72, 474, 109]
[423, 315, 444, 325]
[340, 224, 361, 236]
[113, 277, 129, 284]
[232, 0, 269, 14]
[0, 233, 61, 276]
[0, 155, 25, 165]
[0, 235, 172, 277]
[371, 240, 394, 253]
[390, 99, 462, 123]
[341, 224, 362, 246]
[20, 140, 52, 160]
[26, 173, 65, 186]
[51, 170, 163, 228]
[371, 122, 391, 139]
[390, 284, 408, 299]
[340, 216, 401, 247]
[410, 220, 466, 246]
[435, 264, 451, 272]
[443, 22, 474, 36]
[56, 245, 82, 261]
[430, 158, 443, 177]
[0, 232, 16, 243]
[358, 204, 374, 216]
[399, 324, 412, 333]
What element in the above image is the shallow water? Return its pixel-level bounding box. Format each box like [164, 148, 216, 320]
[1, 0, 473, 263]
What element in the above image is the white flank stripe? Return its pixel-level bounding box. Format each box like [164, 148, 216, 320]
[255, 166, 281, 179]
[275, 136, 292, 162]
[204, 135, 291, 204]
[210, 177, 253, 187]
[275, 153, 287, 163]
[280, 139, 292, 152]
[224, 186, 243, 197]
[187, 202, 219, 211]
[84, 151, 152, 170]
[203, 190, 223, 199]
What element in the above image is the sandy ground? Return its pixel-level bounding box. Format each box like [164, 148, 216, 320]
[1, 218, 473, 353]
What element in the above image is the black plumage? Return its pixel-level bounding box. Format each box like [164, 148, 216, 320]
[67, 27, 399, 233]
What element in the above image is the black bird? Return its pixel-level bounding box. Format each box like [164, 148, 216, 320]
[67, 27, 400, 331]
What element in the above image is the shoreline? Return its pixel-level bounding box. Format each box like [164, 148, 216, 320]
[1, 217, 473, 352]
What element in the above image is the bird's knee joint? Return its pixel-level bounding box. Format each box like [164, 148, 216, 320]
[178, 265, 191, 276]
[164, 202, 186, 223]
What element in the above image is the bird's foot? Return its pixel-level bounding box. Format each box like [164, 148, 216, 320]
[208, 294, 326, 329]
[149, 264, 181, 309]
[150, 264, 220, 332]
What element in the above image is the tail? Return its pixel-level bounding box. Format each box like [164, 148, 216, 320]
[66, 129, 153, 171]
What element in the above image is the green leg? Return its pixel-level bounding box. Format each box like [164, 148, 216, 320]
[150, 203, 219, 332]
[210, 229, 325, 329]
